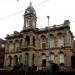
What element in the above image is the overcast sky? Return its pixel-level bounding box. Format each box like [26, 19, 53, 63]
[0, 0, 75, 39]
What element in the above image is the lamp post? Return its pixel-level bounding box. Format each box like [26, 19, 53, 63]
[47, 16, 51, 68]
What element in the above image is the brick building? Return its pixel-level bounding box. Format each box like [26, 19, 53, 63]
[4, 3, 73, 70]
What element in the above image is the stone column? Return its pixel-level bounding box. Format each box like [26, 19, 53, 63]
[4, 55, 7, 67]
[66, 50, 72, 67]
[29, 52, 32, 66]
[11, 58, 14, 67]
[30, 34, 33, 47]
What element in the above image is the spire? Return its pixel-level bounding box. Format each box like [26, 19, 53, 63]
[29, 1, 32, 6]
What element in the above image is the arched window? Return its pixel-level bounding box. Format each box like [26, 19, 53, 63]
[26, 19, 30, 27]
[19, 55, 22, 62]
[20, 39, 22, 49]
[40, 35, 46, 49]
[57, 33, 64, 47]
[50, 53, 55, 63]
[15, 40, 20, 52]
[59, 52, 64, 64]
[13, 55, 18, 65]
[24, 53, 29, 65]
[9, 41, 14, 52]
[50, 34, 55, 48]
[26, 36, 30, 46]
[33, 36, 35, 46]
[41, 53, 46, 66]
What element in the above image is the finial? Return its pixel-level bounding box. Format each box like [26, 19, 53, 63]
[29, 1, 32, 6]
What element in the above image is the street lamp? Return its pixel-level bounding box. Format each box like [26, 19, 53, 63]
[47, 16, 51, 68]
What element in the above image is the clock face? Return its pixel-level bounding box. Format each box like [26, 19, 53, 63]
[27, 10, 29, 13]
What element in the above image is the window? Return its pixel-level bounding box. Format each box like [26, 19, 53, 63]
[20, 39, 22, 48]
[33, 36, 35, 46]
[14, 55, 18, 65]
[42, 59, 46, 66]
[41, 53, 46, 66]
[57, 33, 64, 47]
[26, 19, 30, 27]
[24, 53, 29, 65]
[50, 53, 55, 63]
[59, 53, 64, 63]
[41, 35, 46, 49]
[33, 20, 35, 28]
[9, 41, 14, 52]
[15, 43, 20, 52]
[15, 40, 20, 52]
[50, 35, 55, 48]
[26, 36, 30, 46]
[42, 43, 46, 49]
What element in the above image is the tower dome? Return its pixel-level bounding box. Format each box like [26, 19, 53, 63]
[25, 2, 36, 16]
[23, 2, 37, 30]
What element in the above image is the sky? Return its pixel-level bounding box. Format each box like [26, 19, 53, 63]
[0, 0, 75, 39]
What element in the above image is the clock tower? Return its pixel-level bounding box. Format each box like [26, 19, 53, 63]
[23, 2, 37, 30]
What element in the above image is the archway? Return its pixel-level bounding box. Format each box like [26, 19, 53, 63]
[13, 55, 18, 65]
[8, 56, 12, 67]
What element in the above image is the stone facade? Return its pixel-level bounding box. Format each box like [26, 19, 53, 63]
[4, 3, 73, 70]
[0, 38, 5, 68]
[71, 40, 75, 68]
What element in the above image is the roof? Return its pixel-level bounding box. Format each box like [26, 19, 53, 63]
[25, 2, 36, 16]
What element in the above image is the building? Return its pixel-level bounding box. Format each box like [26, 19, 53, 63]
[71, 40, 75, 69]
[0, 38, 5, 68]
[4, 3, 73, 70]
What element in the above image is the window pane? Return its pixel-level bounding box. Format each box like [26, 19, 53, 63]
[42, 59, 46, 66]
[15, 43, 20, 52]
[50, 54, 55, 63]
[60, 53, 64, 63]
[42, 43, 46, 49]
[57, 36, 64, 47]
[50, 36, 55, 48]
[25, 55, 29, 65]
[41, 36, 46, 49]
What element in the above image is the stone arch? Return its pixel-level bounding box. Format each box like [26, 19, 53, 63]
[13, 55, 18, 65]
[8, 56, 12, 67]
[19, 55, 22, 62]
[24, 53, 29, 65]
